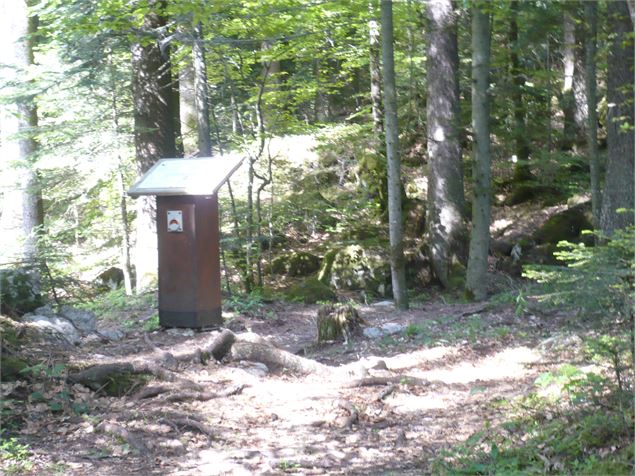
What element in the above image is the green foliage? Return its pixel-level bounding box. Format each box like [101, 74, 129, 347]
[224, 291, 266, 316]
[0, 437, 33, 474]
[142, 313, 160, 332]
[523, 227, 634, 317]
[77, 287, 156, 323]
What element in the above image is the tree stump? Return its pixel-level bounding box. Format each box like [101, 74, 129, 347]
[316, 303, 365, 343]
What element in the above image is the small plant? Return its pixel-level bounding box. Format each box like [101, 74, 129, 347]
[224, 291, 265, 316]
[142, 313, 160, 332]
[404, 322, 426, 338]
[0, 436, 33, 474]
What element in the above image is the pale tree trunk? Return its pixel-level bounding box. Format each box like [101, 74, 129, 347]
[193, 22, 211, 157]
[466, 4, 491, 301]
[584, 1, 601, 229]
[131, 2, 178, 292]
[0, 0, 42, 274]
[369, 0, 383, 136]
[381, 0, 408, 310]
[600, 0, 634, 235]
[425, 0, 467, 289]
[179, 59, 197, 156]
[561, 6, 587, 151]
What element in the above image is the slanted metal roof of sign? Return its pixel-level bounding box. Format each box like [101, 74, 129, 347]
[127, 155, 245, 197]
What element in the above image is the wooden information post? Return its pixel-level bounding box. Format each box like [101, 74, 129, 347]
[128, 156, 244, 328]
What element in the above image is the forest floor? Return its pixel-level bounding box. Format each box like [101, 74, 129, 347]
[2, 293, 583, 475]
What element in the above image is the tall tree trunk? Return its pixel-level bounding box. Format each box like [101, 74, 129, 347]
[193, 22, 212, 157]
[600, 1, 634, 235]
[509, 0, 532, 182]
[381, 0, 408, 310]
[466, 3, 491, 301]
[369, 0, 383, 136]
[179, 59, 197, 156]
[561, 6, 588, 151]
[584, 1, 601, 229]
[0, 0, 42, 275]
[131, 1, 178, 291]
[425, 0, 467, 289]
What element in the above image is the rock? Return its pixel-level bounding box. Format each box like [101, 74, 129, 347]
[166, 328, 195, 337]
[22, 314, 81, 345]
[59, 306, 96, 333]
[241, 362, 269, 378]
[0, 268, 44, 316]
[320, 245, 390, 295]
[372, 300, 394, 308]
[98, 328, 125, 341]
[95, 267, 124, 290]
[533, 204, 593, 245]
[285, 277, 336, 304]
[287, 252, 321, 276]
[363, 322, 405, 339]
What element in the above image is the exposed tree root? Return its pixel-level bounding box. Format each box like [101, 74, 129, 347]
[343, 375, 429, 388]
[230, 340, 329, 375]
[335, 399, 358, 428]
[373, 384, 396, 402]
[159, 416, 214, 437]
[96, 421, 147, 452]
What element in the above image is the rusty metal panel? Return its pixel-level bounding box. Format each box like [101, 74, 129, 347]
[156, 195, 222, 328]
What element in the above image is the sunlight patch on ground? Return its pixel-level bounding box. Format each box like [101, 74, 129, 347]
[382, 346, 455, 370]
[416, 346, 540, 384]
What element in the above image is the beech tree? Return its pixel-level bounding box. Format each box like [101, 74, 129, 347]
[425, 0, 466, 289]
[466, 1, 491, 301]
[0, 0, 42, 273]
[381, 0, 407, 310]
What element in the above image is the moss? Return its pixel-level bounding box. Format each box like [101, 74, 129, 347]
[534, 205, 593, 245]
[316, 303, 364, 343]
[0, 356, 31, 381]
[0, 269, 44, 316]
[102, 373, 150, 397]
[325, 245, 390, 294]
[269, 256, 289, 275]
[318, 248, 339, 284]
[285, 277, 336, 304]
[287, 252, 321, 276]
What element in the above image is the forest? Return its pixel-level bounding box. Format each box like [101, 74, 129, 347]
[0, 0, 633, 474]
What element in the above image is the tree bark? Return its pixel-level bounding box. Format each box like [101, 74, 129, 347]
[369, 0, 383, 136]
[425, 0, 467, 289]
[509, 1, 532, 182]
[179, 58, 197, 156]
[466, 4, 492, 301]
[584, 1, 601, 230]
[131, 1, 178, 291]
[381, 0, 408, 310]
[0, 0, 42, 276]
[193, 22, 212, 157]
[600, 1, 634, 235]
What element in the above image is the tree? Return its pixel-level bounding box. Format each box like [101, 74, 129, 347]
[600, 0, 634, 235]
[466, 2, 492, 301]
[381, 0, 407, 310]
[131, 1, 179, 291]
[584, 1, 600, 229]
[425, 0, 467, 289]
[0, 0, 42, 274]
[193, 22, 212, 157]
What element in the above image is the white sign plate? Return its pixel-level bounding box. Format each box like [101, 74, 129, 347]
[128, 155, 245, 197]
[167, 210, 183, 233]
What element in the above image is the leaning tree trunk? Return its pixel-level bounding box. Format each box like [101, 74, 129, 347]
[0, 0, 42, 278]
[131, 2, 178, 291]
[381, 0, 408, 310]
[584, 1, 601, 230]
[466, 4, 491, 302]
[425, 0, 467, 289]
[600, 1, 634, 235]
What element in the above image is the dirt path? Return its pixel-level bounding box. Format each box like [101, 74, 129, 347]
[4, 300, 558, 475]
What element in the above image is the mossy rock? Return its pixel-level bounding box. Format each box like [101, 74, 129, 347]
[0, 355, 31, 381]
[269, 256, 289, 275]
[318, 249, 339, 284]
[0, 268, 45, 317]
[285, 277, 336, 304]
[534, 205, 593, 245]
[321, 245, 390, 295]
[287, 252, 321, 276]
